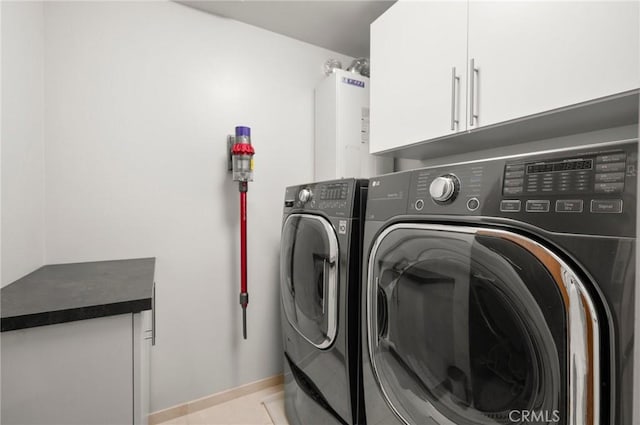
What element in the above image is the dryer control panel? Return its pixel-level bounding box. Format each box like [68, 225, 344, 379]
[366, 139, 637, 237]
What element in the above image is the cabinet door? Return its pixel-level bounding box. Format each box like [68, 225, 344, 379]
[133, 310, 152, 425]
[468, 1, 640, 129]
[370, 1, 468, 153]
[1, 315, 133, 425]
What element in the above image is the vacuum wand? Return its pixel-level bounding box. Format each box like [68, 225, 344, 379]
[231, 126, 254, 340]
[239, 183, 248, 339]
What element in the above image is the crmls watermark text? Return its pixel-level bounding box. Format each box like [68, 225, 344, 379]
[509, 410, 560, 423]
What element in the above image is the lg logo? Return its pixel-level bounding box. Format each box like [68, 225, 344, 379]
[509, 410, 560, 423]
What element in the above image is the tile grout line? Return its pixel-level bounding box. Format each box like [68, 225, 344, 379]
[151, 379, 283, 425]
[185, 385, 283, 425]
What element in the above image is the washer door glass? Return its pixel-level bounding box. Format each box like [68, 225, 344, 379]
[368, 225, 578, 425]
[281, 214, 339, 349]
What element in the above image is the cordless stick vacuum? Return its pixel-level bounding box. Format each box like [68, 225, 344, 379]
[230, 126, 254, 339]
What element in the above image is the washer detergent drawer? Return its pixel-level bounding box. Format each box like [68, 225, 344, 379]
[281, 214, 339, 349]
[366, 224, 601, 425]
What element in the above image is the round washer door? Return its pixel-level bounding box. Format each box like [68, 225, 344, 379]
[367, 223, 600, 425]
[281, 214, 339, 349]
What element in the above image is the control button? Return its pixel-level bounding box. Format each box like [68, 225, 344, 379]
[504, 170, 524, 179]
[595, 182, 624, 193]
[429, 175, 459, 203]
[500, 200, 521, 212]
[505, 164, 525, 171]
[596, 153, 626, 163]
[556, 200, 583, 213]
[504, 179, 524, 187]
[526, 200, 550, 213]
[504, 186, 524, 195]
[284, 200, 294, 208]
[298, 188, 313, 203]
[595, 172, 625, 183]
[415, 199, 425, 211]
[591, 199, 623, 214]
[595, 162, 626, 173]
[466, 198, 480, 211]
[310, 200, 316, 208]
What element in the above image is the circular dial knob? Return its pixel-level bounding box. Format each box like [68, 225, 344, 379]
[298, 188, 312, 203]
[429, 175, 459, 203]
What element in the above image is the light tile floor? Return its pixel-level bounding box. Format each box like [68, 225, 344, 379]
[158, 385, 289, 425]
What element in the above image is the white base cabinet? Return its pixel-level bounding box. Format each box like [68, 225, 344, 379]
[370, 0, 640, 154]
[1, 313, 151, 425]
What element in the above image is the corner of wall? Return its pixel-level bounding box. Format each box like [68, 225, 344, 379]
[0, 1, 46, 286]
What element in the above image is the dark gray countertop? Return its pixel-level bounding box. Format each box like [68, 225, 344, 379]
[1, 258, 155, 332]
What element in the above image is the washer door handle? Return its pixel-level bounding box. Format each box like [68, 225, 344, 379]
[322, 258, 336, 315]
[322, 259, 327, 314]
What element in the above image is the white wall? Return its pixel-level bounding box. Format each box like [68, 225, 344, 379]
[42, 1, 351, 412]
[1, 1, 46, 287]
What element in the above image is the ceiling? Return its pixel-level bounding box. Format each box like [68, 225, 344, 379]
[177, 1, 395, 58]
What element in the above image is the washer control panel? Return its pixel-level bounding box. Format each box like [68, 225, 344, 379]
[284, 179, 366, 218]
[318, 182, 349, 209]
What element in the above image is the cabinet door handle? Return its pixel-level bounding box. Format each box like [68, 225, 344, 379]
[450, 67, 460, 131]
[469, 58, 479, 126]
[151, 281, 156, 346]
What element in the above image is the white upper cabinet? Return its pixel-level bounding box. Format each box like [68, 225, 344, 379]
[370, 0, 640, 154]
[370, 1, 468, 153]
[468, 1, 640, 129]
